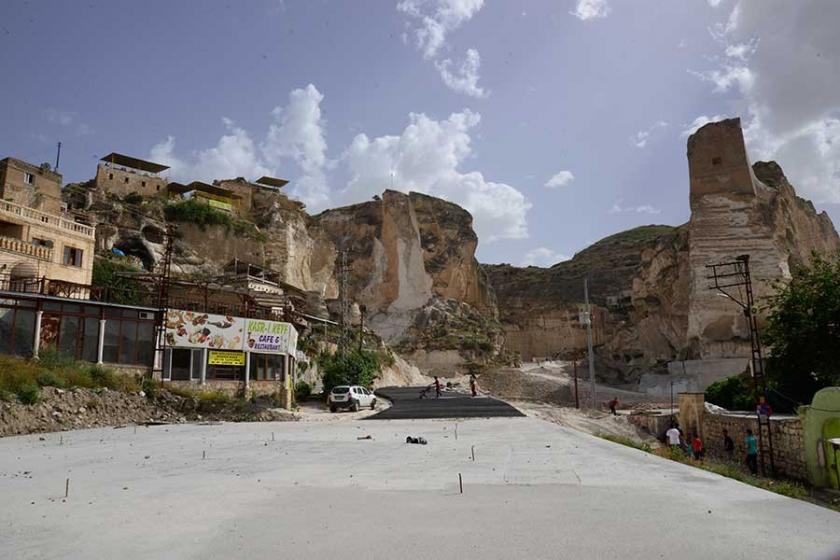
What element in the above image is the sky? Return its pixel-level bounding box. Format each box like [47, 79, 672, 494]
[2, 0, 839, 265]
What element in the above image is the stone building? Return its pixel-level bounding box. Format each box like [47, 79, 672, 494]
[214, 176, 289, 214]
[0, 157, 64, 215]
[166, 181, 243, 215]
[94, 152, 169, 198]
[0, 156, 95, 291]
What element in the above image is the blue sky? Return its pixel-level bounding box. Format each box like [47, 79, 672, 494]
[2, 0, 839, 264]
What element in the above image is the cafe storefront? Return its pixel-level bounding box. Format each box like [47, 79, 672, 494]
[162, 309, 298, 389]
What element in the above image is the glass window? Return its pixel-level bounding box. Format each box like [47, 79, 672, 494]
[82, 317, 99, 362]
[43, 302, 62, 311]
[191, 349, 203, 380]
[136, 321, 154, 366]
[62, 246, 83, 267]
[62, 304, 81, 313]
[84, 306, 99, 317]
[13, 309, 34, 357]
[122, 309, 137, 318]
[0, 307, 15, 355]
[103, 320, 120, 363]
[58, 316, 80, 358]
[169, 348, 192, 381]
[119, 321, 137, 364]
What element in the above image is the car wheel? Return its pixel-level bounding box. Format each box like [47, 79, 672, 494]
[330, 405, 337, 413]
[351, 400, 359, 412]
[370, 399, 377, 410]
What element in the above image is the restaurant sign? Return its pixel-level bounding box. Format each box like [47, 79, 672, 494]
[208, 350, 246, 366]
[246, 319, 297, 355]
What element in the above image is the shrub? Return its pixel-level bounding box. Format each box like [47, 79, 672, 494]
[166, 384, 197, 399]
[294, 381, 312, 402]
[141, 377, 159, 400]
[164, 199, 232, 229]
[0, 389, 14, 402]
[36, 370, 67, 389]
[16, 383, 40, 405]
[92, 258, 142, 305]
[37, 347, 77, 371]
[598, 433, 652, 453]
[319, 349, 380, 395]
[196, 390, 232, 405]
[705, 375, 756, 411]
[123, 192, 144, 205]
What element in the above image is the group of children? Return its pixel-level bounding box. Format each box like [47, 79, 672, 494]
[664, 424, 760, 475]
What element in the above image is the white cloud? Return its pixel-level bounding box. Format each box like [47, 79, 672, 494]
[397, 0, 488, 97]
[544, 170, 575, 189]
[697, 0, 840, 204]
[262, 84, 330, 206]
[341, 109, 531, 242]
[608, 203, 661, 215]
[571, 0, 610, 21]
[397, 0, 484, 59]
[707, 0, 724, 6]
[631, 120, 668, 148]
[149, 84, 329, 208]
[434, 48, 487, 98]
[681, 114, 727, 137]
[522, 247, 570, 267]
[149, 87, 528, 242]
[44, 109, 92, 136]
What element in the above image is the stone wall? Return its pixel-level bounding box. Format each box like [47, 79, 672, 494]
[702, 411, 808, 482]
[95, 164, 167, 199]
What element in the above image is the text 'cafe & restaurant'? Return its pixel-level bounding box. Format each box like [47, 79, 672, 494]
[162, 309, 298, 388]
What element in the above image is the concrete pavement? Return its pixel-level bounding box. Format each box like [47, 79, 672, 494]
[1, 416, 838, 559]
[370, 386, 525, 419]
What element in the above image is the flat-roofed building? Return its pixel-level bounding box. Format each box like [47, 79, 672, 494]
[0, 157, 64, 215]
[213, 175, 289, 213]
[95, 152, 169, 198]
[167, 181, 243, 214]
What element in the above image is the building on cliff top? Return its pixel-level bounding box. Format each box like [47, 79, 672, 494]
[166, 181, 244, 215]
[95, 152, 170, 198]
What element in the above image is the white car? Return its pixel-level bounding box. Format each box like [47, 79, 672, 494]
[328, 385, 377, 413]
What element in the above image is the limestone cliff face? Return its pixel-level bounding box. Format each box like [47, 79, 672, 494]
[686, 119, 840, 359]
[485, 118, 839, 384]
[310, 190, 496, 342]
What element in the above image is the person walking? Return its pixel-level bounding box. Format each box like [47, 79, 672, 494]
[691, 433, 704, 461]
[433, 376, 442, 399]
[469, 373, 478, 397]
[745, 429, 759, 475]
[665, 424, 681, 448]
[723, 429, 735, 460]
[608, 397, 619, 415]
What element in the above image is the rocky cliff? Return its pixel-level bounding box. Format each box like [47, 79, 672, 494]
[484, 118, 839, 386]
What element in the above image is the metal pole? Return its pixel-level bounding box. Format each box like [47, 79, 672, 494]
[573, 358, 579, 409]
[584, 278, 596, 409]
[55, 142, 61, 171]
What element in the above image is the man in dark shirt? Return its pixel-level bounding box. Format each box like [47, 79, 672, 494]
[723, 429, 735, 459]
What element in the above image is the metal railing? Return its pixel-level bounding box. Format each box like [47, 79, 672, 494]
[0, 274, 93, 300]
[0, 199, 95, 238]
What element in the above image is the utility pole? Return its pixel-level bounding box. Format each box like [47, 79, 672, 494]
[707, 254, 775, 476]
[55, 142, 62, 171]
[573, 356, 580, 409]
[337, 250, 350, 357]
[584, 277, 596, 409]
[358, 304, 366, 352]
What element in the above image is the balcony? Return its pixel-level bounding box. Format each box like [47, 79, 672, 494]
[0, 235, 53, 260]
[0, 199, 94, 238]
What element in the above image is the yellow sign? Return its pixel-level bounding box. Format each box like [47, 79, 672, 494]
[208, 351, 245, 366]
[206, 198, 233, 212]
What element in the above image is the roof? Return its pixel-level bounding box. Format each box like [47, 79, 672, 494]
[100, 152, 169, 174]
[1, 157, 63, 180]
[255, 176, 289, 189]
[167, 181, 242, 199]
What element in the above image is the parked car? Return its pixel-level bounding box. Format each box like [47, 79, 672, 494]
[328, 385, 376, 412]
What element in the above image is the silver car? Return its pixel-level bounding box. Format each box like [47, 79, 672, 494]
[328, 385, 376, 412]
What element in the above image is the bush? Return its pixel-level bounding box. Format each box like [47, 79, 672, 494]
[141, 377, 160, 400]
[294, 381, 312, 402]
[36, 370, 67, 389]
[705, 375, 756, 411]
[164, 199, 232, 229]
[123, 192, 144, 205]
[319, 349, 380, 395]
[598, 433, 652, 453]
[16, 383, 40, 405]
[92, 258, 142, 305]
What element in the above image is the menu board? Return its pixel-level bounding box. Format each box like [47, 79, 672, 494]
[164, 310, 245, 350]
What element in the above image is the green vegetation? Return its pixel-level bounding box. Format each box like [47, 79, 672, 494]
[92, 257, 143, 305]
[0, 349, 139, 404]
[597, 433, 652, 453]
[318, 349, 380, 394]
[763, 253, 840, 409]
[705, 375, 756, 411]
[164, 199, 266, 241]
[123, 192, 144, 205]
[294, 380, 312, 401]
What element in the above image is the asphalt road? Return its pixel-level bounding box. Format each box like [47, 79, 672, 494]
[370, 386, 526, 419]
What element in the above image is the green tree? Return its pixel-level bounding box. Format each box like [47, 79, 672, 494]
[319, 349, 380, 395]
[763, 253, 840, 408]
[92, 258, 142, 305]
